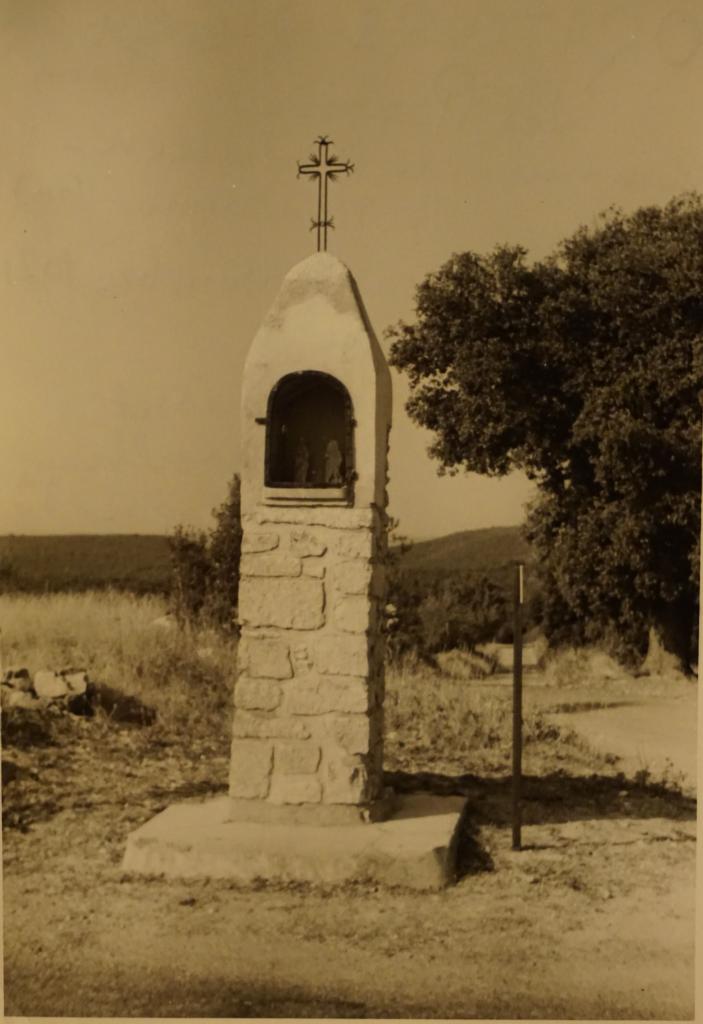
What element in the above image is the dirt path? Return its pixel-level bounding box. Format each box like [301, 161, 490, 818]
[3, 810, 695, 1019]
[550, 690, 697, 791]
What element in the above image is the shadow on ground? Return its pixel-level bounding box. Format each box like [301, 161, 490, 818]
[544, 699, 637, 713]
[147, 778, 228, 803]
[386, 768, 696, 881]
[92, 682, 157, 725]
[385, 768, 695, 827]
[0, 683, 156, 748]
[5, 958, 684, 1020]
[3, 969, 375, 1019]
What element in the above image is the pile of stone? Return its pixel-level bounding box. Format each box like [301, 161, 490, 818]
[1, 666, 93, 714]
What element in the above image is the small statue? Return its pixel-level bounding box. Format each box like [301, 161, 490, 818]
[324, 438, 343, 485]
[294, 438, 310, 484]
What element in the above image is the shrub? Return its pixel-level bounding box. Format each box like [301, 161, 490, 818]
[540, 646, 628, 688]
[169, 526, 211, 628]
[169, 474, 242, 634]
[386, 570, 507, 661]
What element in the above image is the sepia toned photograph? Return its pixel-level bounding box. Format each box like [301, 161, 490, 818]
[1, 0, 700, 1019]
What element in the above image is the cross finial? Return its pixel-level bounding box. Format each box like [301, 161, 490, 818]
[297, 136, 354, 252]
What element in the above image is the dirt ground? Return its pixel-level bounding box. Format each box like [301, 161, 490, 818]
[550, 698, 697, 788]
[2, 672, 697, 1019]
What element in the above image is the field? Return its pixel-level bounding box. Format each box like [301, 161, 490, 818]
[0, 534, 172, 593]
[1, 591, 696, 1018]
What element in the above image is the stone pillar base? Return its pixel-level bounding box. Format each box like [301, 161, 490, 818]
[228, 787, 396, 826]
[230, 506, 389, 818]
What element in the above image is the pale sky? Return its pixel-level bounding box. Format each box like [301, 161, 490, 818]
[2, 0, 702, 538]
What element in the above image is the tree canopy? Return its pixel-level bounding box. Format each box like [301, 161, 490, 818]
[388, 195, 703, 667]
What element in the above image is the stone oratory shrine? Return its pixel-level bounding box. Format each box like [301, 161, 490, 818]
[123, 138, 465, 889]
[230, 249, 393, 826]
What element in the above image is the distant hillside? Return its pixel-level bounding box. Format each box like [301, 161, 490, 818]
[0, 525, 532, 596]
[0, 535, 171, 594]
[397, 525, 531, 576]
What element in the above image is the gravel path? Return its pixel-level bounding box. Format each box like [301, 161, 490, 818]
[551, 690, 697, 791]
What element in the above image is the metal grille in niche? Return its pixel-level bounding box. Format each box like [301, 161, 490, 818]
[265, 372, 354, 488]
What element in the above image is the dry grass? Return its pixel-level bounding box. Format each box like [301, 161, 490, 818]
[0, 592, 619, 839]
[0, 591, 236, 740]
[384, 654, 614, 778]
[0, 592, 237, 837]
[0, 592, 620, 782]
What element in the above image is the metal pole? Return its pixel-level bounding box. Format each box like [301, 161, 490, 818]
[512, 561, 524, 851]
[698, 398, 702, 684]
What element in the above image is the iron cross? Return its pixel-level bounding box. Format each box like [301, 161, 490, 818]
[297, 136, 354, 252]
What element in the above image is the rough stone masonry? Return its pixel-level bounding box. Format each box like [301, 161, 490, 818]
[229, 251, 393, 825]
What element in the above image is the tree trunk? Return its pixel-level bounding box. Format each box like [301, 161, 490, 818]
[643, 599, 695, 676]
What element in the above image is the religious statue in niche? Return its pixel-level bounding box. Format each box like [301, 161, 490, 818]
[266, 371, 354, 491]
[294, 438, 310, 484]
[324, 439, 343, 485]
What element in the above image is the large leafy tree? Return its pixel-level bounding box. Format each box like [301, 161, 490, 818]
[388, 195, 703, 669]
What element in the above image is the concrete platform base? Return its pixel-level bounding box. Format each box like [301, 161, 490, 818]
[122, 792, 467, 891]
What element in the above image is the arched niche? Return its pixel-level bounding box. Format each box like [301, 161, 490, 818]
[264, 371, 355, 501]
